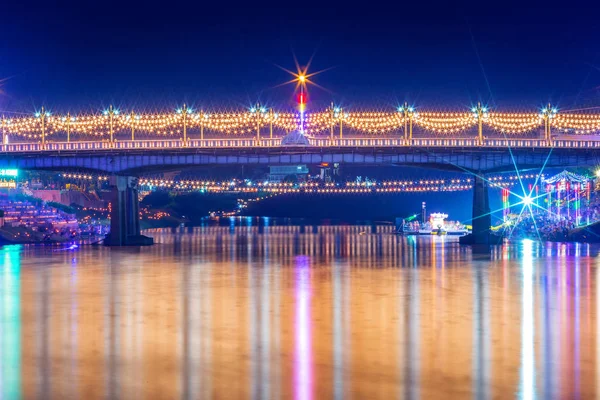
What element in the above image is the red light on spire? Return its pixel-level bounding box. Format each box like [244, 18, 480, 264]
[297, 92, 307, 105]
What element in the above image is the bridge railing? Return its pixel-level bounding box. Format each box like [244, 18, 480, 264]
[2, 137, 600, 152]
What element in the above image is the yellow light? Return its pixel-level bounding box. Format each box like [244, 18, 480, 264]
[298, 75, 306, 83]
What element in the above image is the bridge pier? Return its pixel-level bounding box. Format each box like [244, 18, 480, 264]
[104, 176, 153, 246]
[471, 174, 491, 244]
[460, 174, 494, 246]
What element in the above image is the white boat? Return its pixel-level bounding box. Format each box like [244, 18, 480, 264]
[398, 212, 470, 236]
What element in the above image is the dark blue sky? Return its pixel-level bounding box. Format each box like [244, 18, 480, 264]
[1, 1, 599, 113]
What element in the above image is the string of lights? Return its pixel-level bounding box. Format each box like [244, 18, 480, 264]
[4, 106, 600, 139]
[135, 173, 546, 193]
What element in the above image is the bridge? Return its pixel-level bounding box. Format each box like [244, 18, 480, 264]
[1, 104, 599, 245]
[0, 137, 598, 174]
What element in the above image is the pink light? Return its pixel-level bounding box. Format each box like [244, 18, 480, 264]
[294, 256, 312, 400]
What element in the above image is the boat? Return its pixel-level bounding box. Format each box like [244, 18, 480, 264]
[397, 212, 470, 236]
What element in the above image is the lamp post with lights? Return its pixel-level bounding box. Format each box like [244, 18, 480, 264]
[65, 112, 73, 143]
[330, 102, 335, 143]
[252, 103, 267, 144]
[269, 108, 274, 139]
[129, 110, 135, 141]
[541, 103, 557, 145]
[104, 105, 120, 143]
[37, 106, 50, 147]
[399, 102, 415, 141]
[200, 109, 205, 141]
[472, 102, 488, 146]
[1, 115, 5, 146]
[176, 104, 191, 145]
[333, 107, 344, 139]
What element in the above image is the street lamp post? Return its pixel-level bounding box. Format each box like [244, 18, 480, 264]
[330, 102, 335, 144]
[473, 102, 488, 146]
[183, 104, 188, 144]
[403, 102, 409, 140]
[336, 107, 343, 139]
[542, 103, 557, 145]
[109, 105, 115, 143]
[255, 103, 261, 144]
[269, 108, 274, 140]
[40, 106, 47, 147]
[1, 116, 5, 146]
[408, 108, 414, 141]
[66, 112, 72, 143]
[130, 110, 135, 141]
[400, 102, 415, 141]
[200, 109, 204, 141]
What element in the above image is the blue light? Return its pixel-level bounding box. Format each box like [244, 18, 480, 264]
[35, 112, 40, 118]
[408, 106, 414, 112]
[397, 106, 404, 112]
[552, 108, 558, 114]
[482, 107, 488, 113]
[250, 107, 256, 113]
[103, 110, 109, 116]
[471, 107, 477, 113]
[260, 107, 267, 113]
[176, 108, 182, 114]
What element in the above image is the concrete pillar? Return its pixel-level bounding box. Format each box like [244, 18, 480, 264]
[105, 176, 153, 246]
[460, 174, 493, 246]
[471, 174, 491, 244]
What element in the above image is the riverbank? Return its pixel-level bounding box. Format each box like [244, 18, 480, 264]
[0, 226, 77, 244]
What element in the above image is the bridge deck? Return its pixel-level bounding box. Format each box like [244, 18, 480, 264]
[2, 137, 600, 153]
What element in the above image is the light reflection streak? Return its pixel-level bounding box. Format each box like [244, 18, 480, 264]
[295, 255, 312, 400]
[574, 253, 581, 398]
[0, 246, 22, 400]
[597, 263, 600, 400]
[332, 261, 343, 400]
[68, 255, 79, 399]
[540, 257, 552, 399]
[473, 266, 490, 400]
[520, 239, 535, 400]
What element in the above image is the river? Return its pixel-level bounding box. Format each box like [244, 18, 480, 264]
[0, 222, 598, 398]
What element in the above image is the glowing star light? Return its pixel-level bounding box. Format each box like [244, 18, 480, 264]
[273, 54, 332, 95]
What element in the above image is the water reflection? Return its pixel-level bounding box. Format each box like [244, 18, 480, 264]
[1, 246, 21, 400]
[0, 226, 599, 398]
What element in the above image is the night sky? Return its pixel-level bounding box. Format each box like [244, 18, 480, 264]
[1, 1, 600, 114]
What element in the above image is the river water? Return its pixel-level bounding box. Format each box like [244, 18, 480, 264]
[1, 223, 599, 399]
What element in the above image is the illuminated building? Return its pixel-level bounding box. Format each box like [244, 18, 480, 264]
[268, 165, 309, 182]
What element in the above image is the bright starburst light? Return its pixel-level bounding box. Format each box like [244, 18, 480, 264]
[273, 53, 333, 94]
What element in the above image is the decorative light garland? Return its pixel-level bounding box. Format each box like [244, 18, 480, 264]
[135, 173, 544, 193]
[4, 106, 600, 140]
